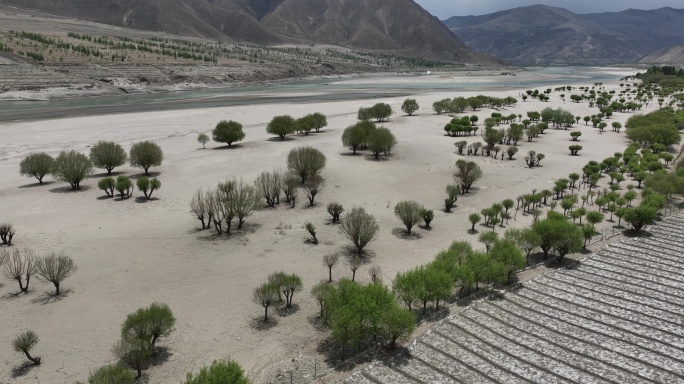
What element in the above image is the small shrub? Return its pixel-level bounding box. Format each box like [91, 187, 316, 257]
[327, 202, 344, 223]
[136, 177, 161, 200]
[88, 364, 135, 384]
[13, 330, 41, 365]
[570, 131, 582, 141]
[98, 177, 115, 197]
[0, 223, 16, 246]
[569, 145, 583, 156]
[304, 222, 318, 244]
[445, 184, 459, 212]
[420, 209, 434, 228]
[183, 360, 250, 384]
[197, 133, 209, 149]
[115, 176, 133, 198]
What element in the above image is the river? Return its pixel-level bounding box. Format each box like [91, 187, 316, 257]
[0, 66, 637, 122]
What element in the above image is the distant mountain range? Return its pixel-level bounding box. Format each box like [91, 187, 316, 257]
[0, 0, 496, 63]
[443, 5, 684, 63]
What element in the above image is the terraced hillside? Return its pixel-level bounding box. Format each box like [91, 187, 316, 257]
[348, 214, 684, 383]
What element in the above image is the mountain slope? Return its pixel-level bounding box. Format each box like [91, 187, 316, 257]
[444, 5, 684, 63]
[0, 0, 489, 62]
[260, 0, 482, 62]
[641, 45, 684, 64]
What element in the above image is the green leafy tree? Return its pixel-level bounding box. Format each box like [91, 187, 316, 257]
[121, 303, 176, 348]
[13, 330, 41, 365]
[183, 360, 251, 384]
[266, 115, 296, 140]
[129, 141, 163, 175]
[197, 133, 209, 149]
[421, 208, 434, 228]
[382, 306, 416, 349]
[52, 150, 94, 190]
[310, 112, 328, 132]
[394, 200, 423, 235]
[367, 127, 397, 159]
[253, 282, 278, 322]
[115, 176, 133, 198]
[586, 211, 604, 229]
[581, 224, 595, 248]
[19, 152, 54, 184]
[454, 160, 483, 193]
[287, 146, 326, 183]
[296, 115, 317, 135]
[532, 213, 580, 260]
[569, 145, 583, 155]
[445, 184, 459, 212]
[623, 205, 658, 231]
[490, 239, 526, 281]
[112, 336, 152, 379]
[340, 207, 379, 255]
[136, 177, 161, 200]
[212, 120, 245, 146]
[369, 103, 393, 122]
[88, 364, 135, 384]
[479, 231, 498, 252]
[89, 141, 128, 174]
[98, 177, 115, 197]
[468, 213, 481, 231]
[401, 99, 419, 116]
[342, 123, 368, 154]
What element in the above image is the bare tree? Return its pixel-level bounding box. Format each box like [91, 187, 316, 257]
[3, 248, 37, 294]
[327, 202, 344, 223]
[281, 173, 299, 206]
[36, 252, 77, 296]
[230, 179, 261, 229]
[368, 265, 382, 283]
[340, 207, 379, 255]
[190, 189, 210, 230]
[322, 253, 339, 282]
[13, 330, 41, 365]
[254, 170, 283, 207]
[349, 257, 361, 282]
[304, 175, 325, 206]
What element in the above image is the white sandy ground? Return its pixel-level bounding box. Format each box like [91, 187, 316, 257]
[0, 69, 656, 383]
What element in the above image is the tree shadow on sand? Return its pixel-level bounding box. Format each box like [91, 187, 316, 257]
[249, 315, 279, 331]
[391, 228, 423, 240]
[11, 361, 39, 378]
[30, 288, 73, 305]
[49, 185, 91, 193]
[18, 181, 55, 189]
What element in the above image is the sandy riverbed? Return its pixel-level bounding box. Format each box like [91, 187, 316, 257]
[0, 69, 653, 383]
